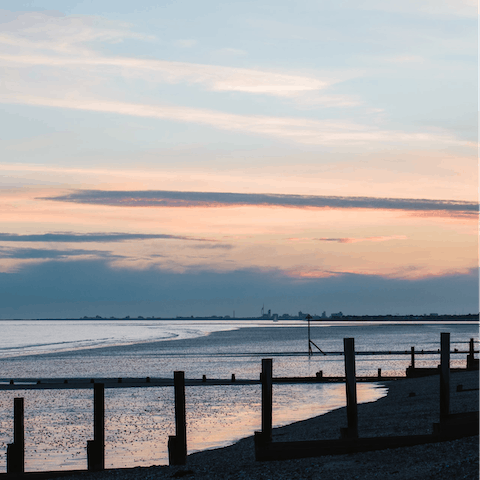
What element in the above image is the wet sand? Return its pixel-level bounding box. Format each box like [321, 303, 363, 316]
[0, 382, 385, 471]
[56, 370, 479, 480]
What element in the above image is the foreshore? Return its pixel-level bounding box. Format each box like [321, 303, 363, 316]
[48, 370, 478, 480]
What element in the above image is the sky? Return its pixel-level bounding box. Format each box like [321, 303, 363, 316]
[0, 0, 478, 318]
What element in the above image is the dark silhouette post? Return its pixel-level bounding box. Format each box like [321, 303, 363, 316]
[168, 371, 187, 465]
[343, 338, 358, 438]
[7, 397, 24, 473]
[410, 347, 415, 369]
[255, 358, 273, 457]
[467, 338, 477, 369]
[440, 333, 450, 419]
[87, 383, 105, 471]
[261, 358, 273, 442]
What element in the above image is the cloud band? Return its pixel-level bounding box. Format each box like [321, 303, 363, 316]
[42, 190, 478, 214]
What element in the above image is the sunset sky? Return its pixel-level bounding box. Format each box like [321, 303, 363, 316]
[0, 1, 477, 318]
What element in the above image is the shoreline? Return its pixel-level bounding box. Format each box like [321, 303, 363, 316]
[0, 320, 476, 365]
[52, 370, 478, 480]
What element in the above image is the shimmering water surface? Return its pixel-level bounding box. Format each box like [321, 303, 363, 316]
[0, 319, 477, 471]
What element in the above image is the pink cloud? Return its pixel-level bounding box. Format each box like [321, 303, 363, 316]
[315, 235, 408, 243]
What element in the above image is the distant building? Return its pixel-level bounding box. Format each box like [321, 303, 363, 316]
[321, 311, 327, 318]
[262, 309, 272, 319]
[330, 311, 343, 318]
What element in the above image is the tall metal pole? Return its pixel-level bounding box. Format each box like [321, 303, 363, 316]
[308, 316, 311, 355]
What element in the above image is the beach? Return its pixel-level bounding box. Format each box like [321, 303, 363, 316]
[52, 369, 478, 480]
[0, 321, 478, 475]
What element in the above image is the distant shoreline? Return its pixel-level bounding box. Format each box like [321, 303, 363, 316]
[1, 314, 478, 322]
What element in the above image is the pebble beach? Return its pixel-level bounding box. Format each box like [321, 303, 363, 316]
[52, 370, 478, 480]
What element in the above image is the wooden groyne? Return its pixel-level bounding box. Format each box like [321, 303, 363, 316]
[0, 334, 477, 475]
[1, 337, 477, 390]
[254, 332, 479, 462]
[0, 375, 404, 390]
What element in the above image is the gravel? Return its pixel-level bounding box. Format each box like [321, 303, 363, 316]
[52, 371, 479, 480]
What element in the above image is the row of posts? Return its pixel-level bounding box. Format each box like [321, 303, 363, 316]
[3, 332, 467, 472]
[258, 332, 454, 444]
[7, 383, 106, 473]
[6, 373, 188, 473]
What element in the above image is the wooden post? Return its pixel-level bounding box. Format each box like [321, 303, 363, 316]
[7, 397, 24, 474]
[342, 338, 358, 438]
[440, 333, 450, 419]
[261, 358, 273, 442]
[377, 368, 381, 378]
[168, 371, 187, 465]
[255, 358, 273, 459]
[467, 338, 476, 369]
[410, 347, 415, 369]
[87, 383, 105, 471]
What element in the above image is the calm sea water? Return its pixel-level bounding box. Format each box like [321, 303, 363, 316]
[0, 319, 477, 471]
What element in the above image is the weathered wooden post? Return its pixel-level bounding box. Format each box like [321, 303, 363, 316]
[440, 333, 450, 419]
[7, 397, 24, 473]
[467, 338, 477, 369]
[410, 347, 415, 369]
[87, 383, 105, 471]
[377, 368, 381, 378]
[342, 338, 358, 439]
[168, 371, 187, 465]
[254, 358, 273, 460]
[261, 358, 273, 442]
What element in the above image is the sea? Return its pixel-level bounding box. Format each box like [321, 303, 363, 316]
[0, 319, 477, 472]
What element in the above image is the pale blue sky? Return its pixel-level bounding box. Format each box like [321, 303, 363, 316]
[0, 1, 477, 317]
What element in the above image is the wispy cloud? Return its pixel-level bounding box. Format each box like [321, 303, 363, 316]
[42, 190, 479, 214]
[0, 11, 154, 55]
[316, 235, 408, 243]
[0, 12, 350, 101]
[0, 232, 211, 243]
[0, 246, 118, 260]
[1, 94, 467, 147]
[0, 52, 334, 98]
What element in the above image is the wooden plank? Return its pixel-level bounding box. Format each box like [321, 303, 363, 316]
[255, 429, 476, 462]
